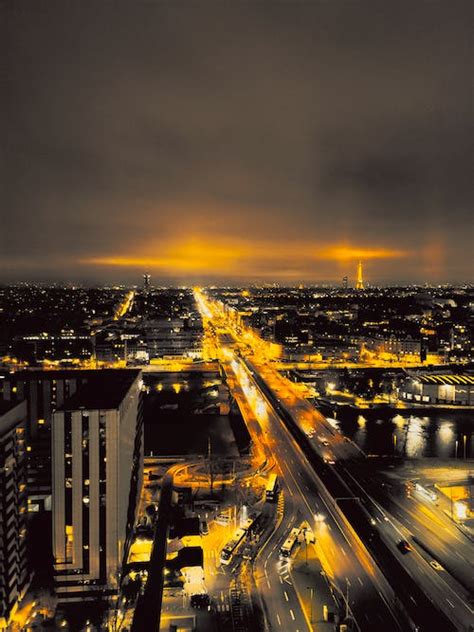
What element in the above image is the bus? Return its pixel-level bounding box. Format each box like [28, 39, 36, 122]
[240, 511, 262, 535]
[220, 528, 247, 566]
[279, 528, 301, 559]
[265, 473, 279, 502]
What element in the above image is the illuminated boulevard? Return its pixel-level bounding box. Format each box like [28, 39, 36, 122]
[194, 289, 474, 632]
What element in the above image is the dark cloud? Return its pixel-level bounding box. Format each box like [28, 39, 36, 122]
[1, 0, 472, 284]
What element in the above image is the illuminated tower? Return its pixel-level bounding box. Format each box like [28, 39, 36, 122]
[143, 273, 151, 293]
[356, 261, 364, 290]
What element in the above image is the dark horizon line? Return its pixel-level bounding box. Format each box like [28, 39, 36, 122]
[1, 280, 473, 289]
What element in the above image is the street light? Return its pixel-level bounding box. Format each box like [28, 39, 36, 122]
[307, 586, 314, 623]
[454, 500, 468, 521]
[321, 572, 351, 623]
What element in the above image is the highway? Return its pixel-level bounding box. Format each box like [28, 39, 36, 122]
[249, 358, 474, 631]
[246, 356, 471, 631]
[195, 289, 474, 632]
[223, 362, 311, 632]
[224, 354, 405, 631]
[114, 290, 135, 320]
[353, 464, 474, 600]
[197, 290, 405, 631]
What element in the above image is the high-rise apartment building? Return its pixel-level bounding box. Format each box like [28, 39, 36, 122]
[52, 370, 143, 603]
[2, 369, 135, 512]
[0, 400, 29, 629]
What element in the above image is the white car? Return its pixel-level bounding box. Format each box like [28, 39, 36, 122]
[429, 560, 444, 571]
[215, 513, 231, 526]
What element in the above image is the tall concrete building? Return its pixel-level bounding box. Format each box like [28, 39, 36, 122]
[0, 400, 29, 628]
[2, 369, 137, 512]
[52, 370, 143, 603]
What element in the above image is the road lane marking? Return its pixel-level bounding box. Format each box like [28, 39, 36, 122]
[284, 591, 289, 602]
[277, 613, 282, 625]
[290, 609, 295, 620]
[267, 579, 271, 589]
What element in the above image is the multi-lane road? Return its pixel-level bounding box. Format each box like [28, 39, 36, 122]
[224, 356, 404, 632]
[224, 361, 311, 631]
[248, 357, 474, 632]
[196, 289, 474, 632]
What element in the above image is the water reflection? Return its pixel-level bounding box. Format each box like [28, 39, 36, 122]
[335, 409, 473, 459]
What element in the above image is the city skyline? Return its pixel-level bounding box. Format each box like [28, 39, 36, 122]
[1, 282, 473, 631]
[2, 1, 472, 285]
[2, 2, 473, 630]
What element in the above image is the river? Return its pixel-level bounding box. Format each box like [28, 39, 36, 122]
[329, 409, 474, 459]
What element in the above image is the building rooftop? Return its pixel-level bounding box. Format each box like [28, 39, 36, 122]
[58, 369, 141, 411]
[5, 368, 137, 382]
[0, 399, 26, 436]
[0, 398, 24, 417]
[418, 373, 474, 386]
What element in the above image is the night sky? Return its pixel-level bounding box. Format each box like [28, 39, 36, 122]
[2, 1, 472, 285]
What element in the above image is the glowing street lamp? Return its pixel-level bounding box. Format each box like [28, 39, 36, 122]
[454, 500, 468, 521]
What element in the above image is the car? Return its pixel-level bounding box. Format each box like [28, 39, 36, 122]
[397, 539, 412, 554]
[429, 560, 443, 571]
[215, 513, 231, 526]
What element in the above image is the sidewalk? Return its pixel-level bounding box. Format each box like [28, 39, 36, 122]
[291, 544, 339, 631]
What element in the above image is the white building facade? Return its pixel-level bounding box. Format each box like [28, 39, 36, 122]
[52, 371, 143, 602]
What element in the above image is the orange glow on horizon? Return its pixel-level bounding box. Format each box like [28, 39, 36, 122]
[82, 238, 251, 273]
[80, 236, 410, 279]
[315, 245, 408, 261]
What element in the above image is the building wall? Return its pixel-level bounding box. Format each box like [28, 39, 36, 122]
[399, 378, 474, 405]
[52, 378, 143, 602]
[0, 401, 29, 628]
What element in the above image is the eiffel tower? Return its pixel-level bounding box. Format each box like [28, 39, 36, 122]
[356, 261, 364, 290]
